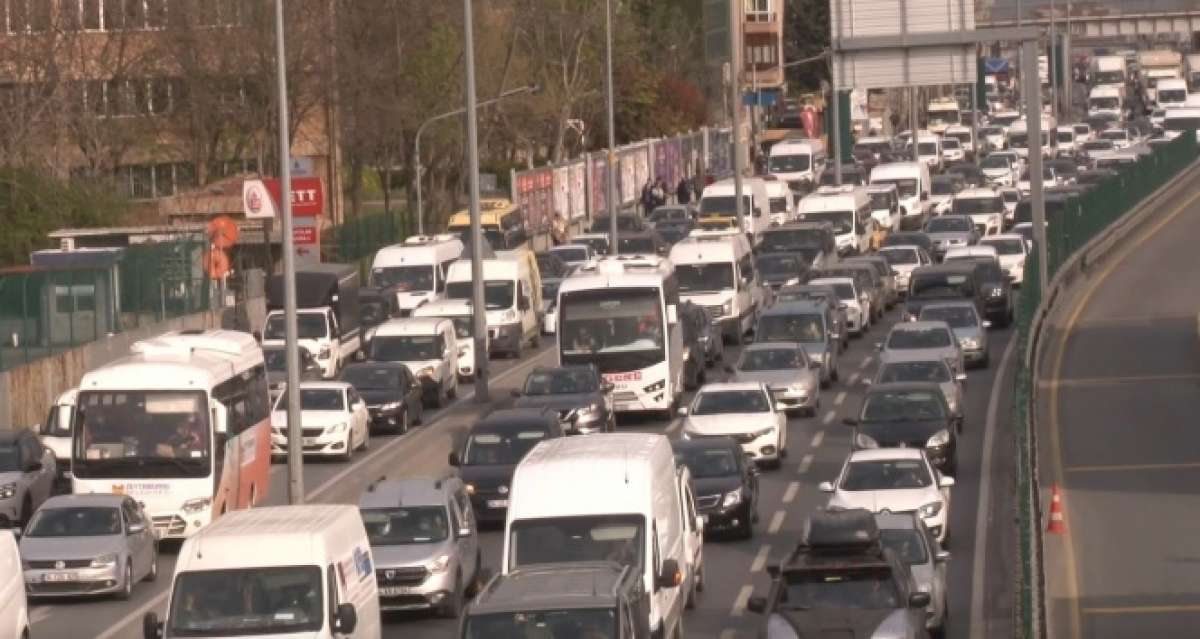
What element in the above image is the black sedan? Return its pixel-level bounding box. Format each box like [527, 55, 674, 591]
[338, 362, 424, 434]
[671, 437, 759, 539]
[449, 408, 564, 523]
[511, 365, 614, 434]
[844, 382, 958, 475]
[756, 252, 811, 291]
[955, 255, 1013, 327]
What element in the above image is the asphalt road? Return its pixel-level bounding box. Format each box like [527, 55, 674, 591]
[31, 301, 1018, 639]
[1038, 170, 1200, 639]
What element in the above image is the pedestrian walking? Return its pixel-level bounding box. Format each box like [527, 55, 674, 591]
[676, 177, 692, 205]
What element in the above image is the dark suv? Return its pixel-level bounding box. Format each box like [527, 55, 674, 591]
[747, 509, 930, 639]
[903, 261, 986, 322]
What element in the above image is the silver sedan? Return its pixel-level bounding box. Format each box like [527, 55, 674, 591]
[727, 343, 822, 416]
[919, 301, 991, 368]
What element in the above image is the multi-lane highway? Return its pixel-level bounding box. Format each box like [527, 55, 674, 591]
[30, 302, 1019, 639]
[1039, 164, 1200, 639]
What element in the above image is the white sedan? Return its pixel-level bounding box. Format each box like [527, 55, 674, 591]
[679, 382, 788, 469]
[271, 381, 370, 461]
[821, 448, 955, 544]
[981, 234, 1029, 285]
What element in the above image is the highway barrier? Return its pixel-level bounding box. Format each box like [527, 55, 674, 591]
[1013, 131, 1199, 638]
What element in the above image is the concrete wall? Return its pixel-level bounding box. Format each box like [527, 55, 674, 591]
[0, 297, 266, 430]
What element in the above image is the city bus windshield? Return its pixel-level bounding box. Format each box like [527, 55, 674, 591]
[369, 265, 435, 292]
[73, 390, 211, 478]
[560, 288, 665, 373]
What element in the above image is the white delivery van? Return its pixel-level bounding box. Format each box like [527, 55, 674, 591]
[767, 138, 826, 194]
[1156, 77, 1189, 109]
[865, 183, 901, 233]
[369, 234, 464, 317]
[0, 530, 29, 639]
[870, 162, 931, 231]
[1091, 55, 1127, 89]
[697, 178, 770, 245]
[1088, 85, 1124, 119]
[797, 186, 873, 256]
[763, 177, 795, 226]
[504, 434, 691, 639]
[445, 249, 542, 359]
[366, 317, 459, 407]
[144, 505, 380, 639]
[412, 299, 487, 380]
[913, 131, 943, 172]
[38, 387, 77, 482]
[926, 98, 961, 136]
[669, 230, 764, 343]
[1054, 125, 1078, 157]
[950, 187, 1006, 237]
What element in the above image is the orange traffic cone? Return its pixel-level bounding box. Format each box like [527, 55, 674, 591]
[1046, 484, 1066, 534]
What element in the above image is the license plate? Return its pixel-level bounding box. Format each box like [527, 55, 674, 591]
[379, 586, 417, 596]
[43, 572, 75, 583]
[487, 499, 509, 509]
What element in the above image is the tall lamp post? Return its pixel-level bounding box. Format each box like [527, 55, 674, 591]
[462, 0, 490, 402]
[604, 0, 619, 254]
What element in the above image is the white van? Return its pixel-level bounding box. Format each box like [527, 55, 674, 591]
[913, 132, 943, 172]
[144, 505, 380, 639]
[1088, 85, 1124, 119]
[367, 317, 459, 407]
[369, 235, 464, 317]
[412, 300, 487, 380]
[0, 530, 29, 639]
[797, 186, 873, 256]
[38, 387, 77, 482]
[698, 178, 770, 244]
[1007, 120, 1054, 160]
[763, 178, 795, 226]
[504, 434, 692, 639]
[1156, 77, 1188, 109]
[767, 138, 826, 193]
[1054, 125, 1078, 157]
[445, 249, 542, 359]
[669, 230, 764, 343]
[870, 162, 931, 230]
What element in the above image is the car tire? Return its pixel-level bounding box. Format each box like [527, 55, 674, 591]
[439, 573, 463, 619]
[338, 436, 354, 462]
[358, 427, 370, 451]
[399, 409, 410, 435]
[980, 349, 991, 369]
[447, 379, 458, 400]
[117, 561, 133, 600]
[146, 543, 159, 582]
[19, 496, 31, 528]
[738, 511, 755, 540]
[435, 383, 449, 409]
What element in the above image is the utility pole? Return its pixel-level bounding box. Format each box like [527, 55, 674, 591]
[463, 0, 489, 402]
[1022, 38, 1049, 293]
[729, 0, 746, 233]
[274, 0, 303, 505]
[604, 0, 619, 254]
[830, 54, 843, 185]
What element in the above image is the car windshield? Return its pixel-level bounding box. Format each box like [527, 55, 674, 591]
[370, 335, 440, 362]
[340, 366, 401, 391]
[360, 506, 449, 545]
[560, 289, 665, 363]
[693, 390, 770, 415]
[800, 210, 853, 235]
[25, 506, 121, 537]
[888, 327, 952, 349]
[445, 280, 515, 310]
[1008, 132, 1029, 147]
[942, 139, 961, 149]
[878, 361, 951, 384]
[465, 610, 617, 639]
[873, 178, 918, 198]
[552, 247, 589, 263]
[930, 181, 956, 196]
[926, 217, 972, 232]
[578, 236, 609, 254]
[985, 239, 1024, 255]
[881, 529, 930, 566]
[880, 248, 918, 265]
[863, 390, 946, 421]
[738, 347, 806, 371]
[464, 428, 549, 465]
[1083, 141, 1114, 151]
[1100, 130, 1128, 141]
[841, 459, 933, 490]
[1074, 125, 1090, 135]
[370, 265, 435, 292]
[264, 312, 327, 341]
[770, 197, 790, 213]
[761, 229, 825, 251]
[868, 192, 893, 210]
[757, 254, 806, 276]
[809, 281, 855, 301]
[921, 306, 978, 328]
[73, 391, 211, 477]
[263, 349, 287, 372]
[917, 142, 939, 156]
[676, 263, 735, 293]
[674, 446, 740, 479]
[617, 236, 657, 255]
[980, 127, 1003, 137]
[768, 154, 811, 173]
[1001, 190, 1020, 203]
[911, 273, 972, 297]
[953, 197, 1003, 215]
[510, 514, 644, 571]
[783, 567, 901, 610]
[274, 389, 345, 412]
[168, 567, 323, 636]
[980, 155, 1010, 169]
[756, 314, 826, 343]
[700, 195, 753, 217]
[523, 369, 598, 395]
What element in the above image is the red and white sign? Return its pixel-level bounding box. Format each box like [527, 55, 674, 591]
[292, 227, 317, 244]
[241, 179, 279, 220]
[264, 177, 325, 216]
[603, 371, 643, 383]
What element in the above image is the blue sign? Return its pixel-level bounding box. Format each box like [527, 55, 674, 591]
[743, 91, 779, 107]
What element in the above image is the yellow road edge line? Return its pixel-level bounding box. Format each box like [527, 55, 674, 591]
[1047, 185, 1200, 639]
[1041, 373, 1200, 387]
[1083, 604, 1200, 616]
[1066, 461, 1200, 473]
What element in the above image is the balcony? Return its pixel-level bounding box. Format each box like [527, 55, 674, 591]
[743, 9, 781, 34]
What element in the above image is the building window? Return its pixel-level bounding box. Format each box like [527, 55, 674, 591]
[8, 0, 51, 32]
[744, 0, 773, 21]
[746, 44, 777, 66]
[130, 164, 154, 198]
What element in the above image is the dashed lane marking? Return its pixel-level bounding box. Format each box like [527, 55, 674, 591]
[822, 410, 835, 424]
[797, 453, 814, 475]
[810, 430, 825, 448]
[848, 372, 860, 385]
[751, 544, 771, 573]
[834, 391, 847, 406]
[731, 585, 754, 617]
[782, 481, 800, 504]
[860, 356, 873, 369]
[768, 510, 786, 534]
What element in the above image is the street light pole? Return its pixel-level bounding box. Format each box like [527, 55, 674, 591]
[462, 0, 489, 403]
[413, 85, 539, 236]
[729, 0, 746, 233]
[273, 0, 303, 505]
[604, 0, 618, 254]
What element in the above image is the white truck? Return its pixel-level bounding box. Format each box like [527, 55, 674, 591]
[264, 263, 362, 379]
[1090, 55, 1127, 89]
[1187, 54, 1200, 91]
[1088, 85, 1124, 119]
[1138, 49, 1184, 104]
[926, 98, 961, 136]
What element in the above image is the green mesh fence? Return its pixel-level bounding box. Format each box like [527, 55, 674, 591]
[1014, 132, 1198, 638]
[321, 210, 405, 277]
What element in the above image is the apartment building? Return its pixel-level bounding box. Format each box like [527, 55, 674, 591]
[742, 0, 786, 103]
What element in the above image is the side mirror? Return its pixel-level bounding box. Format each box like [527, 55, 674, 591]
[509, 389, 522, 398]
[818, 481, 835, 493]
[982, 320, 993, 328]
[210, 400, 228, 436]
[909, 592, 932, 608]
[142, 613, 163, 639]
[936, 550, 951, 562]
[333, 603, 358, 634]
[677, 407, 689, 416]
[25, 461, 43, 472]
[127, 522, 146, 535]
[602, 382, 615, 393]
[874, 342, 884, 352]
[457, 526, 473, 539]
[447, 451, 461, 467]
[723, 365, 735, 374]
[809, 361, 822, 370]
[955, 373, 968, 382]
[939, 476, 956, 488]
[841, 417, 858, 427]
[518, 296, 530, 311]
[656, 558, 682, 589]
[747, 596, 768, 614]
[252, 330, 263, 343]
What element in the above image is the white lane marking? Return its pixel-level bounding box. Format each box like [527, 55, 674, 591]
[797, 453, 814, 475]
[969, 336, 1018, 636]
[834, 391, 847, 406]
[810, 430, 825, 448]
[848, 372, 860, 385]
[860, 356, 874, 369]
[731, 584, 755, 616]
[719, 630, 738, 639]
[93, 347, 558, 639]
[822, 410, 835, 424]
[751, 544, 771, 573]
[782, 481, 800, 504]
[768, 510, 786, 534]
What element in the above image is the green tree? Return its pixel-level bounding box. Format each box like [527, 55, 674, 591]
[784, 0, 831, 91]
[0, 168, 128, 266]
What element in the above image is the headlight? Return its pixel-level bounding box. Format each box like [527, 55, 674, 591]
[579, 402, 601, 417]
[919, 501, 944, 518]
[379, 402, 402, 411]
[644, 380, 665, 393]
[960, 337, 980, 350]
[809, 351, 825, 363]
[502, 308, 518, 322]
[427, 554, 452, 574]
[416, 366, 436, 378]
[465, 483, 475, 495]
[854, 433, 880, 449]
[721, 489, 743, 508]
[926, 429, 951, 448]
[182, 497, 212, 514]
[0, 483, 15, 499]
[788, 383, 809, 395]
[328, 422, 348, 433]
[91, 553, 119, 568]
[722, 300, 734, 316]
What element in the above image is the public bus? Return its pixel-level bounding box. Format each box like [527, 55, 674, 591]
[71, 329, 272, 539]
[556, 255, 683, 418]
